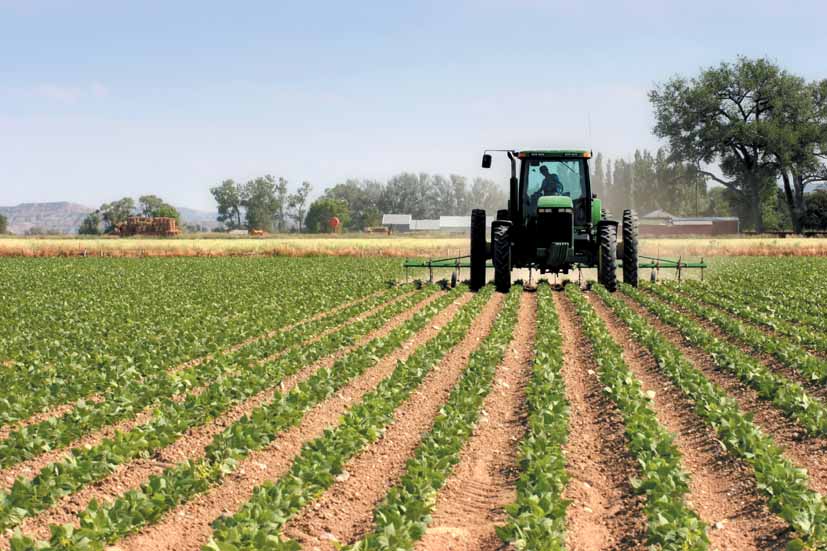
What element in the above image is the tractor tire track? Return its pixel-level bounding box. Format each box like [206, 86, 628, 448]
[555, 289, 647, 551]
[621, 293, 827, 496]
[282, 292, 507, 550]
[588, 292, 790, 551]
[0, 290, 411, 492]
[113, 292, 475, 551]
[3, 290, 444, 547]
[413, 290, 534, 551]
[0, 290, 384, 442]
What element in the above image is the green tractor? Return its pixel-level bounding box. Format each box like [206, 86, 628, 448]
[471, 149, 639, 293]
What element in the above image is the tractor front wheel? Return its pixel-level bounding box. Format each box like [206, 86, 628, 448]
[492, 222, 511, 293]
[470, 209, 487, 291]
[598, 222, 618, 292]
[622, 209, 639, 287]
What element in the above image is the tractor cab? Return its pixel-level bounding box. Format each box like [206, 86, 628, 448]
[520, 152, 590, 223]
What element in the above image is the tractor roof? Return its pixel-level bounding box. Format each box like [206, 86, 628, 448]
[516, 150, 591, 159]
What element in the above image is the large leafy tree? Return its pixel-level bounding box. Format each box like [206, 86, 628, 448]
[138, 195, 180, 221]
[0, 213, 7, 234]
[242, 175, 280, 232]
[210, 179, 244, 229]
[650, 57, 799, 231]
[767, 79, 827, 232]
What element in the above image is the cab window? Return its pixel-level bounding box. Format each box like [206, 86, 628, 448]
[523, 159, 587, 213]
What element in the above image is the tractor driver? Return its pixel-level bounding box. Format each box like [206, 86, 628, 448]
[531, 166, 565, 210]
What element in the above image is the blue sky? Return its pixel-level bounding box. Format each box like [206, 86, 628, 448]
[2, 0, 826, 210]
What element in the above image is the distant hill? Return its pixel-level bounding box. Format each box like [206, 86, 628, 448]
[0, 202, 220, 234]
[0, 202, 93, 235]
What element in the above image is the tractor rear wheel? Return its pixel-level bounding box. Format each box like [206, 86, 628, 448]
[492, 222, 511, 293]
[598, 223, 618, 292]
[470, 209, 487, 291]
[622, 209, 639, 287]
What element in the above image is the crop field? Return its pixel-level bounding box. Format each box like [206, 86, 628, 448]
[1, 256, 826, 550]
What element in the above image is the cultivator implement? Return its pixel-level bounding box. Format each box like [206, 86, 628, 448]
[403, 254, 707, 286]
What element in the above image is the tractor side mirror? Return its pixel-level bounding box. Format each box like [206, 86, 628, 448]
[481, 154, 492, 168]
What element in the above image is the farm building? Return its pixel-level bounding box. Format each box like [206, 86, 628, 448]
[640, 210, 739, 236]
[381, 214, 495, 233]
[381, 214, 413, 233]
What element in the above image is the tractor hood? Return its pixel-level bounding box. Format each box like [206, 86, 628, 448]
[537, 196, 573, 209]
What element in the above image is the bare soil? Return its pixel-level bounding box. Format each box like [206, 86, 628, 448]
[414, 291, 535, 551]
[588, 292, 790, 551]
[282, 292, 507, 550]
[555, 290, 648, 551]
[1, 290, 445, 548]
[621, 293, 827, 496]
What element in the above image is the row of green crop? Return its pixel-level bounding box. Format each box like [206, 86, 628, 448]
[0, 258, 397, 426]
[9, 286, 464, 551]
[205, 286, 505, 550]
[497, 282, 569, 551]
[0, 287, 400, 470]
[650, 283, 827, 384]
[604, 284, 827, 547]
[629, 285, 827, 436]
[702, 258, 827, 331]
[680, 281, 827, 352]
[343, 286, 520, 551]
[0, 287, 434, 533]
[568, 286, 708, 549]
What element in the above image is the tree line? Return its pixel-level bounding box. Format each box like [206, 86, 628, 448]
[211, 173, 506, 233]
[210, 176, 312, 232]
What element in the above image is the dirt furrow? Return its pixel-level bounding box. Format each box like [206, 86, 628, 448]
[645, 288, 827, 402]
[0, 291, 384, 443]
[588, 292, 790, 551]
[5, 291, 444, 547]
[621, 293, 827, 496]
[0, 290, 411, 493]
[110, 292, 475, 551]
[413, 291, 534, 551]
[555, 289, 647, 551]
[282, 292, 507, 550]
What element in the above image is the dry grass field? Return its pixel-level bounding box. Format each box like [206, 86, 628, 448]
[2, 233, 827, 258]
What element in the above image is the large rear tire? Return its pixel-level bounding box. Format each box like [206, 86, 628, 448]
[598, 223, 618, 292]
[470, 209, 487, 291]
[622, 209, 639, 287]
[492, 222, 511, 293]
